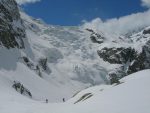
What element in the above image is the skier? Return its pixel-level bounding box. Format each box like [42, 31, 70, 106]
[46, 99, 48, 103]
[63, 98, 65, 102]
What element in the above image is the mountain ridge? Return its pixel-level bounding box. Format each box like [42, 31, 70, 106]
[0, 0, 150, 102]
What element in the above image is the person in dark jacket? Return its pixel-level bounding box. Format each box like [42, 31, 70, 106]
[63, 98, 65, 102]
[46, 99, 48, 103]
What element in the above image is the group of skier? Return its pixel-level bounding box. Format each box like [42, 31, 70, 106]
[45, 98, 65, 103]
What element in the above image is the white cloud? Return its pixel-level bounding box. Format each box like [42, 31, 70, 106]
[82, 0, 150, 36]
[141, 0, 150, 8]
[16, 0, 41, 5]
[83, 10, 150, 36]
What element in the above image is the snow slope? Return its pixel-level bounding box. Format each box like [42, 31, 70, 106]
[0, 7, 150, 105]
[0, 9, 110, 103]
[0, 69, 150, 113]
[66, 69, 150, 113]
[1, 10, 149, 104]
[14, 11, 111, 101]
[0, 1, 150, 113]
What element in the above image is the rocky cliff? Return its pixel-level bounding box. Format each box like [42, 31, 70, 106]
[86, 27, 150, 83]
[0, 0, 25, 49]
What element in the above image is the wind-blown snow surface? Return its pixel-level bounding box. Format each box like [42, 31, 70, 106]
[0, 69, 150, 113]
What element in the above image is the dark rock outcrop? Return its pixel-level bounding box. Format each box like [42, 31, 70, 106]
[97, 44, 150, 79]
[12, 81, 32, 98]
[143, 28, 150, 34]
[87, 27, 150, 82]
[86, 28, 105, 44]
[0, 0, 25, 49]
[97, 47, 138, 64]
[128, 40, 150, 74]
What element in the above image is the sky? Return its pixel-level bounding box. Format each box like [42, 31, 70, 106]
[17, 0, 149, 26]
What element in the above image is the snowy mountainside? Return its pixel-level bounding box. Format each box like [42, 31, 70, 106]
[1, 0, 150, 104]
[64, 69, 150, 113]
[0, 69, 150, 113]
[84, 25, 150, 82]
[21, 9, 150, 102]
[0, 0, 150, 113]
[0, 62, 75, 102]
[0, 0, 26, 70]
[0, 8, 109, 102]
[0, 0, 110, 103]
[20, 12, 110, 93]
[0, 0, 25, 49]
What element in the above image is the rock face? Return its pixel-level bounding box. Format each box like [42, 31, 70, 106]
[97, 47, 139, 81]
[128, 40, 150, 74]
[143, 28, 150, 34]
[97, 47, 137, 64]
[0, 0, 25, 49]
[87, 27, 150, 84]
[12, 81, 32, 98]
[0, 0, 149, 94]
[86, 28, 105, 44]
